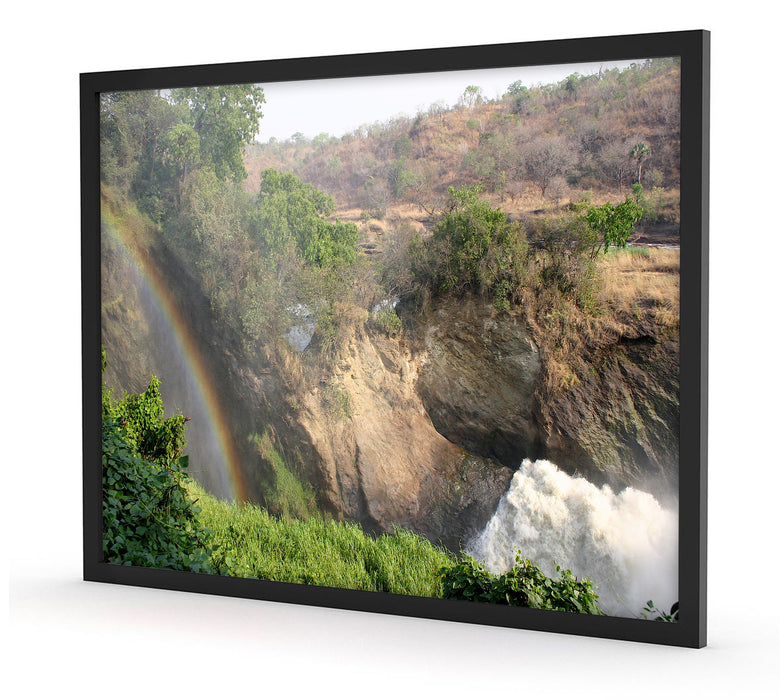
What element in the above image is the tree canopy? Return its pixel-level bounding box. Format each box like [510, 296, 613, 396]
[171, 84, 265, 182]
[100, 84, 265, 221]
[253, 168, 358, 268]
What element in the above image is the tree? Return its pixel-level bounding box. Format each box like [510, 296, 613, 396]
[403, 162, 440, 216]
[253, 168, 358, 268]
[427, 185, 526, 308]
[171, 84, 265, 182]
[392, 135, 413, 159]
[160, 123, 200, 202]
[461, 85, 483, 111]
[630, 141, 652, 184]
[583, 198, 644, 256]
[525, 134, 577, 197]
[562, 73, 580, 99]
[312, 132, 337, 151]
[463, 131, 512, 196]
[504, 80, 530, 114]
[599, 139, 633, 192]
[100, 90, 169, 189]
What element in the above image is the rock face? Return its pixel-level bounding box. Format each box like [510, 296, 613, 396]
[536, 330, 680, 499]
[408, 297, 542, 470]
[103, 219, 679, 552]
[286, 328, 514, 552]
[102, 225, 514, 551]
[401, 296, 678, 500]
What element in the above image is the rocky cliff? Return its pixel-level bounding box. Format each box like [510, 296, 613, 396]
[103, 220, 679, 553]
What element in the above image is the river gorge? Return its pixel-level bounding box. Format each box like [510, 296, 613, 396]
[101, 205, 679, 617]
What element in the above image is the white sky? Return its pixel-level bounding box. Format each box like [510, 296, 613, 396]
[256, 59, 637, 142]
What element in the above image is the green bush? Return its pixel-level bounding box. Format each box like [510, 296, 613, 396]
[102, 353, 212, 572]
[583, 197, 643, 255]
[421, 184, 527, 306]
[110, 375, 186, 468]
[440, 553, 603, 614]
[527, 214, 600, 311]
[373, 306, 402, 336]
[102, 419, 214, 572]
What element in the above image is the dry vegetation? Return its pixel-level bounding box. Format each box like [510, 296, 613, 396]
[239, 59, 683, 395]
[598, 247, 680, 328]
[245, 58, 681, 246]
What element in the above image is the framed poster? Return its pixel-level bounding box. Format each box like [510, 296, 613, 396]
[81, 29, 708, 646]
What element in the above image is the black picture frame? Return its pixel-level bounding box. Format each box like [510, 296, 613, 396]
[81, 29, 708, 647]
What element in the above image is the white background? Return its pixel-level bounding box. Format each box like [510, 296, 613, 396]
[3, 2, 781, 697]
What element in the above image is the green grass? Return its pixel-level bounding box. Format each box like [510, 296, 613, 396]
[249, 431, 319, 521]
[185, 479, 456, 597]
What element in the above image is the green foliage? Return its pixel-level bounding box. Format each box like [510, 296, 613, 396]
[463, 132, 513, 194]
[171, 84, 265, 182]
[461, 85, 483, 109]
[504, 80, 531, 114]
[583, 197, 644, 255]
[102, 420, 214, 572]
[372, 305, 402, 336]
[425, 185, 527, 306]
[630, 141, 652, 183]
[100, 84, 264, 222]
[253, 168, 358, 268]
[527, 214, 600, 310]
[160, 122, 200, 189]
[109, 375, 187, 468]
[440, 553, 603, 614]
[642, 600, 679, 622]
[188, 479, 454, 597]
[101, 355, 212, 572]
[632, 182, 667, 224]
[392, 135, 413, 159]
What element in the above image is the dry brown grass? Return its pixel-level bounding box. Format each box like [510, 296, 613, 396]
[597, 247, 680, 328]
[520, 246, 679, 394]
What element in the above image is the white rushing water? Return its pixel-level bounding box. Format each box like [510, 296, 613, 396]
[468, 459, 678, 618]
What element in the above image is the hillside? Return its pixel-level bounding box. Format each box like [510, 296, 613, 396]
[244, 58, 680, 245]
[97, 58, 682, 615]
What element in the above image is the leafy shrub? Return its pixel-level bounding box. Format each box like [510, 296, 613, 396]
[527, 214, 600, 311]
[633, 182, 667, 225]
[110, 375, 186, 468]
[102, 419, 213, 572]
[373, 306, 402, 336]
[102, 353, 213, 572]
[253, 168, 358, 269]
[642, 600, 679, 622]
[440, 553, 603, 614]
[420, 184, 527, 306]
[583, 197, 643, 255]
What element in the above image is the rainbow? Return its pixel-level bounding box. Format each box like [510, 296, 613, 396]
[102, 206, 249, 504]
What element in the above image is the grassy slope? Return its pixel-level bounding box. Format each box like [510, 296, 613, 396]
[185, 479, 456, 597]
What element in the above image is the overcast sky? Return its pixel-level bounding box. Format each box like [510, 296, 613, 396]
[256, 59, 638, 142]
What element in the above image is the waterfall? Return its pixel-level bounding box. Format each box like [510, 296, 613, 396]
[468, 459, 678, 618]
